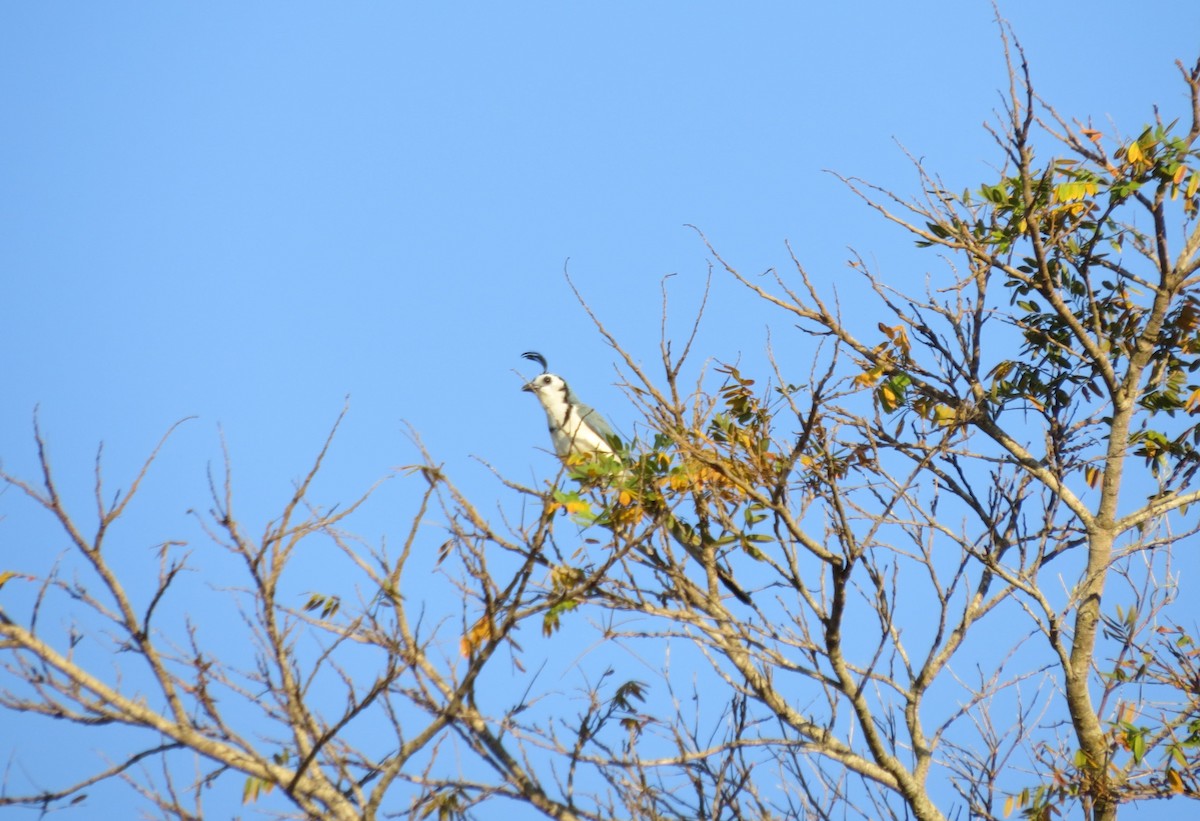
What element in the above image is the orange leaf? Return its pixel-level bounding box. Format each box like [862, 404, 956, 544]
[460, 616, 496, 657]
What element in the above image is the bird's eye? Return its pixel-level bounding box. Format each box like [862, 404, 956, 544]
[542, 376, 552, 384]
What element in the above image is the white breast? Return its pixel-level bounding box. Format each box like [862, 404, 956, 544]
[549, 408, 613, 458]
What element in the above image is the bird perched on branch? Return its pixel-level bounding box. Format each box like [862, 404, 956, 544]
[520, 351, 752, 605]
[521, 351, 619, 460]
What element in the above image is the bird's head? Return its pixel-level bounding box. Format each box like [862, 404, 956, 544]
[520, 352, 571, 405]
[522, 371, 568, 397]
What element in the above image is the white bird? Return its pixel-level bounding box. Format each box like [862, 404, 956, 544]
[521, 351, 619, 460]
[520, 351, 752, 605]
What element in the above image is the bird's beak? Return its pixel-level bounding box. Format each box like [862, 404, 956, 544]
[521, 381, 535, 393]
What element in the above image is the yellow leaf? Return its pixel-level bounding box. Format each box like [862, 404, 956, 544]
[1188, 172, 1200, 200]
[0, 570, 21, 590]
[243, 776, 274, 804]
[611, 504, 643, 527]
[1054, 181, 1084, 202]
[1167, 768, 1185, 794]
[933, 404, 956, 426]
[988, 360, 1014, 381]
[1127, 140, 1145, 165]
[1055, 180, 1099, 203]
[1085, 465, 1102, 489]
[1003, 795, 1015, 817]
[879, 383, 899, 411]
[1186, 388, 1200, 414]
[854, 365, 884, 388]
[563, 499, 593, 516]
[875, 324, 910, 356]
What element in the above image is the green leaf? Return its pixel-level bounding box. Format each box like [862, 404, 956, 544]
[1129, 729, 1146, 763]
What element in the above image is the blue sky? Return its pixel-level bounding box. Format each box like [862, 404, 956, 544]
[3, 2, 1199, 818]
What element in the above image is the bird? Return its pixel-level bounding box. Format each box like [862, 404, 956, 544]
[520, 351, 619, 461]
[520, 351, 752, 605]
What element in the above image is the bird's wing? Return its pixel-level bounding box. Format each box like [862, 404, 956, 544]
[576, 403, 618, 442]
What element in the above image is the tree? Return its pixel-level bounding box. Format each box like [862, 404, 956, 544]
[3, 31, 1200, 821]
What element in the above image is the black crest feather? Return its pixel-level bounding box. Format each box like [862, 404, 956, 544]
[521, 351, 548, 372]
